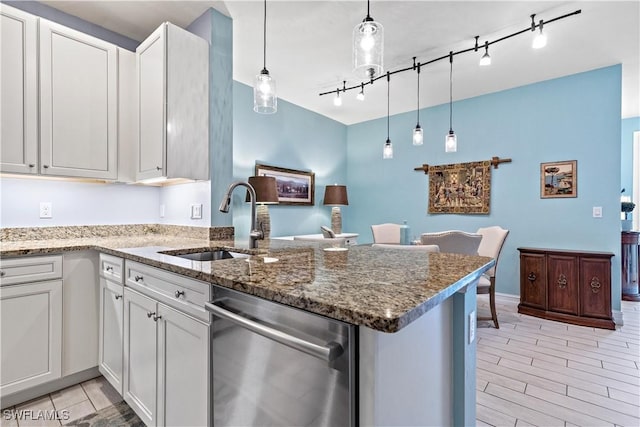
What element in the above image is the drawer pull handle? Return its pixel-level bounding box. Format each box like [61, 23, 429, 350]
[590, 277, 601, 293]
[527, 272, 537, 282]
[114, 294, 123, 300]
[147, 311, 156, 318]
[134, 275, 144, 282]
[153, 314, 162, 322]
[175, 290, 185, 299]
[106, 266, 114, 272]
[557, 274, 568, 289]
[156, 166, 162, 171]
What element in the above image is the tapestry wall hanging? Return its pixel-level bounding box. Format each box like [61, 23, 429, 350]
[428, 160, 491, 214]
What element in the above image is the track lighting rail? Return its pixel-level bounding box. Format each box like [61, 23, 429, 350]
[319, 9, 581, 98]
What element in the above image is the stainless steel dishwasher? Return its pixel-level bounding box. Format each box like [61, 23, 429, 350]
[205, 285, 356, 427]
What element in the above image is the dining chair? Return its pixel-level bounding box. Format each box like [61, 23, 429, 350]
[371, 223, 401, 244]
[419, 230, 482, 255]
[371, 243, 440, 252]
[475, 226, 509, 329]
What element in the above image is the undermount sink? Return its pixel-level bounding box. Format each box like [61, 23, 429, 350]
[164, 250, 250, 262]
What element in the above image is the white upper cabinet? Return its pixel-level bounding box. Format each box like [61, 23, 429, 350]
[136, 22, 209, 182]
[0, 4, 38, 174]
[39, 19, 118, 179]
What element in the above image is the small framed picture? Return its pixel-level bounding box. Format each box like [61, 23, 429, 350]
[540, 160, 577, 198]
[255, 164, 315, 205]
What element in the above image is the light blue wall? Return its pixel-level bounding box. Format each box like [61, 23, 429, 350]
[345, 65, 623, 308]
[621, 117, 639, 197]
[231, 82, 347, 239]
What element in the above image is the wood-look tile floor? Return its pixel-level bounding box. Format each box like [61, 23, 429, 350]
[476, 294, 640, 427]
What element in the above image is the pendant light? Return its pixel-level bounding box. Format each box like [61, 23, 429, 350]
[383, 72, 393, 159]
[531, 14, 547, 49]
[479, 41, 491, 66]
[356, 83, 365, 101]
[353, 0, 384, 79]
[412, 58, 423, 146]
[253, 0, 276, 114]
[445, 52, 457, 153]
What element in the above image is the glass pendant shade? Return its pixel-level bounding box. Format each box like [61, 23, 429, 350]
[383, 139, 393, 159]
[532, 29, 547, 49]
[413, 125, 423, 146]
[334, 92, 342, 106]
[479, 41, 491, 66]
[353, 19, 384, 79]
[445, 130, 457, 152]
[253, 70, 277, 113]
[356, 90, 365, 101]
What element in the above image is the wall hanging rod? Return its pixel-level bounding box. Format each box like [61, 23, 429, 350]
[319, 9, 581, 97]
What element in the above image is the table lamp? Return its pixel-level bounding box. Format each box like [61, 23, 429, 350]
[247, 176, 279, 239]
[323, 184, 349, 234]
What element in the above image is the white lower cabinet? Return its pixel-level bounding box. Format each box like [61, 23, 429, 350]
[0, 255, 63, 397]
[122, 261, 210, 427]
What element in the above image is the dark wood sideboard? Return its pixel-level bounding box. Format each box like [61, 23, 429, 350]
[621, 231, 640, 301]
[518, 247, 615, 329]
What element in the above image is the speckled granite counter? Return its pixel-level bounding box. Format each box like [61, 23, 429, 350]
[0, 227, 494, 333]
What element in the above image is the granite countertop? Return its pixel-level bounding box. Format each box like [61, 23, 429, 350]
[0, 227, 494, 333]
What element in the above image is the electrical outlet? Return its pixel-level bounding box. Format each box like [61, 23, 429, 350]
[593, 206, 602, 218]
[40, 202, 52, 219]
[469, 310, 476, 344]
[191, 203, 203, 219]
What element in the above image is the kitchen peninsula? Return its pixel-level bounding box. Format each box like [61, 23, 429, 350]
[1, 225, 494, 426]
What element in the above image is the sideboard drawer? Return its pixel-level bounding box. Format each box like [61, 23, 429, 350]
[0, 255, 62, 286]
[99, 253, 124, 283]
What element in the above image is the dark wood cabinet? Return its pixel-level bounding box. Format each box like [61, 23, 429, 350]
[518, 247, 615, 329]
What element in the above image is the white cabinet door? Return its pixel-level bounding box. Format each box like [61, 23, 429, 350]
[136, 24, 166, 181]
[123, 288, 158, 426]
[39, 19, 117, 179]
[157, 304, 209, 427]
[136, 22, 209, 182]
[0, 280, 62, 396]
[0, 4, 38, 174]
[99, 277, 124, 395]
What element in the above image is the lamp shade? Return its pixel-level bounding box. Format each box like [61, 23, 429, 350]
[247, 176, 279, 204]
[323, 185, 349, 206]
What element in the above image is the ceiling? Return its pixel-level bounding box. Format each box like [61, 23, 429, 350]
[39, 1, 639, 125]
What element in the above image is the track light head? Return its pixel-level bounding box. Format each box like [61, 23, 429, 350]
[334, 89, 342, 106]
[532, 19, 547, 49]
[479, 41, 491, 66]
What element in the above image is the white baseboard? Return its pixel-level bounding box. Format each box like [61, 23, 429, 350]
[495, 292, 520, 302]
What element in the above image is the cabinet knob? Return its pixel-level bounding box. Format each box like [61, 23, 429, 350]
[527, 272, 537, 282]
[134, 275, 144, 282]
[557, 274, 568, 289]
[590, 277, 601, 293]
[147, 311, 156, 318]
[153, 314, 162, 322]
[175, 290, 185, 299]
[0, 270, 5, 277]
[106, 266, 114, 272]
[28, 164, 35, 168]
[156, 166, 162, 171]
[114, 294, 123, 300]
[43, 165, 49, 169]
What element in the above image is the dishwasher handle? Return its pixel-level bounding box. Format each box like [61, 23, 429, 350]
[205, 302, 343, 364]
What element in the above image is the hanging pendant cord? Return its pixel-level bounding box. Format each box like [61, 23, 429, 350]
[367, 0, 371, 19]
[263, 0, 267, 70]
[387, 72, 390, 139]
[416, 63, 420, 124]
[449, 51, 453, 132]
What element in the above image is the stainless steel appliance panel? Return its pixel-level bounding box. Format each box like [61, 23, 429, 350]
[207, 285, 355, 427]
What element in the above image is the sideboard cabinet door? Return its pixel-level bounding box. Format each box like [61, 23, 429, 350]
[520, 253, 546, 310]
[580, 257, 612, 319]
[547, 255, 579, 315]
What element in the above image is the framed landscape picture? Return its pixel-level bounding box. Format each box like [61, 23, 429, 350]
[255, 164, 315, 205]
[540, 160, 577, 198]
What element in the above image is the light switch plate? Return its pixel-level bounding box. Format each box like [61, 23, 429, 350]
[40, 202, 52, 219]
[191, 204, 203, 219]
[593, 206, 602, 218]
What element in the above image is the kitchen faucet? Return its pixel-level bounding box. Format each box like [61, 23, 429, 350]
[219, 181, 262, 249]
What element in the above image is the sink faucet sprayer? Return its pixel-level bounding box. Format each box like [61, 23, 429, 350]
[219, 181, 262, 249]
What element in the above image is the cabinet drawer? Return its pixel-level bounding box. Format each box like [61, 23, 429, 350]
[0, 255, 62, 286]
[125, 261, 209, 322]
[100, 253, 124, 283]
